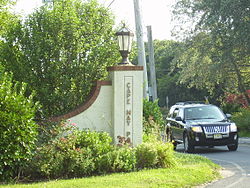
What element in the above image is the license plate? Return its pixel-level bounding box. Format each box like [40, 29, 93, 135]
[214, 134, 222, 139]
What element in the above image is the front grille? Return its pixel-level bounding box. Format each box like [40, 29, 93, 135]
[203, 125, 229, 134]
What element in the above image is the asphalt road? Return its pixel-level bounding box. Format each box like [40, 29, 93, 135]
[176, 142, 250, 188]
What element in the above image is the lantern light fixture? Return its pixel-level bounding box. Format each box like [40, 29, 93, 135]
[116, 23, 134, 65]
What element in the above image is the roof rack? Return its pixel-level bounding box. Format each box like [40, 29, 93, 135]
[175, 101, 205, 105]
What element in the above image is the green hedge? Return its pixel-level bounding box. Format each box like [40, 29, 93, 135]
[21, 122, 176, 181]
[232, 108, 250, 132]
[0, 72, 39, 181]
[24, 123, 113, 179]
[143, 99, 165, 135]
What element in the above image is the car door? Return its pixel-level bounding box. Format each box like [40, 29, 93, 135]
[174, 108, 185, 141]
[167, 108, 183, 142]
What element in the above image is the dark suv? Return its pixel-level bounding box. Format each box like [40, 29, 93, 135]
[166, 102, 238, 152]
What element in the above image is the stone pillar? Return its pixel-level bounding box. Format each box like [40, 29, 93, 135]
[108, 66, 143, 147]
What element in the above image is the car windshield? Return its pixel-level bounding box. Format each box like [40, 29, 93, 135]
[184, 106, 225, 121]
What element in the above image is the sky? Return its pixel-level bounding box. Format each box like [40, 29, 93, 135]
[14, 0, 175, 40]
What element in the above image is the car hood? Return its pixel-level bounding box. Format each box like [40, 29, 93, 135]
[187, 120, 230, 126]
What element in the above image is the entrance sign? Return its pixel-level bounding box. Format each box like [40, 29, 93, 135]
[108, 66, 143, 146]
[125, 76, 133, 143]
[51, 65, 143, 147]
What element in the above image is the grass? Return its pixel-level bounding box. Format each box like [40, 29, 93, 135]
[0, 152, 221, 188]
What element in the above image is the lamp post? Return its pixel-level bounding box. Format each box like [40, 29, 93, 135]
[116, 24, 134, 65]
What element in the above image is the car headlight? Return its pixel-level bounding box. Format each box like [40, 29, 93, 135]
[230, 123, 237, 132]
[191, 126, 203, 133]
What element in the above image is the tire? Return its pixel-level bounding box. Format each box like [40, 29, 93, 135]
[227, 135, 238, 151]
[169, 131, 177, 150]
[173, 142, 177, 150]
[183, 133, 195, 153]
[227, 142, 238, 151]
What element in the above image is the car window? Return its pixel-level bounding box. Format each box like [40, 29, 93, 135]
[178, 108, 184, 119]
[172, 108, 179, 118]
[184, 106, 225, 121]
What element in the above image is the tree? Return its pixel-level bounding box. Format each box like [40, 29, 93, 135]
[1, 0, 119, 117]
[0, 0, 17, 35]
[172, 0, 250, 104]
[151, 40, 210, 107]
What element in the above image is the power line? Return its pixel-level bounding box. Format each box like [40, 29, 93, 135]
[108, 0, 116, 7]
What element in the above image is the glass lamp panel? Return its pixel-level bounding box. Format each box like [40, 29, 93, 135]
[128, 35, 133, 52]
[118, 35, 124, 51]
[122, 35, 129, 51]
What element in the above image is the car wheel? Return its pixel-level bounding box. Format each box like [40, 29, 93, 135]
[227, 141, 238, 151]
[169, 131, 177, 150]
[184, 133, 194, 153]
[173, 142, 177, 150]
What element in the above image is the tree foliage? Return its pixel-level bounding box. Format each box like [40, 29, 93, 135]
[0, 0, 119, 117]
[172, 0, 250, 104]
[0, 0, 18, 40]
[151, 40, 210, 106]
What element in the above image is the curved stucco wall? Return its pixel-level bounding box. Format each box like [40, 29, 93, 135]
[50, 81, 113, 135]
[69, 84, 113, 135]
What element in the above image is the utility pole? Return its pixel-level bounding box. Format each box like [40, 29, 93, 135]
[133, 0, 149, 99]
[146, 25, 157, 101]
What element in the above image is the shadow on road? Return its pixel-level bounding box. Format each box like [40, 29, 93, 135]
[176, 144, 231, 154]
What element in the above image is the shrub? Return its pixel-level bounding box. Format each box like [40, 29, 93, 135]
[26, 132, 95, 179]
[75, 130, 113, 159]
[232, 108, 250, 132]
[24, 123, 114, 180]
[155, 142, 176, 168]
[135, 142, 158, 169]
[221, 90, 250, 113]
[221, 103, 241, 114]
[0, 72, 39, 182]
[36, 120, 74, 147]
[136, 138, 176, 169]
[143, 99, 165, 136]
[97, 146, 136, 174]
[143, 99, 165, 127]
[142, 133, 159, 143]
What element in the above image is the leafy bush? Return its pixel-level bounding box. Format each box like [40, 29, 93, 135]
[221, 102, 241, 114]
[155, 142, 176, 168]
[221, 91, 250, 113]
[24, 123, 114, 179]
[26, 131, 95, 179]
[136, 137, 176, 169]
[143, 99, 165, 135]
[232, 108, 250, 132]
[135, 142, 158, 169]
[142, 133, 159, 143]
[36, 120, 74, 147]
[75, 129, 113, 159]
[0, 72, 39, 181]
[97, 146, 136, 174]
[143, 99, 164, 126]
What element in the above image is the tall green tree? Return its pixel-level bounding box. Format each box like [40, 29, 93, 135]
[151, 40, 210, 106]
[0, 0, 15, 34]
[172, 0, 250, 104]
[1, 0, 119, 117]
[0, 0, 19, 45]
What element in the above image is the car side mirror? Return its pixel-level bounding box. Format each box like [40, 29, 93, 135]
[226, 114, 232, 119]
[175, 116, 182, 121]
